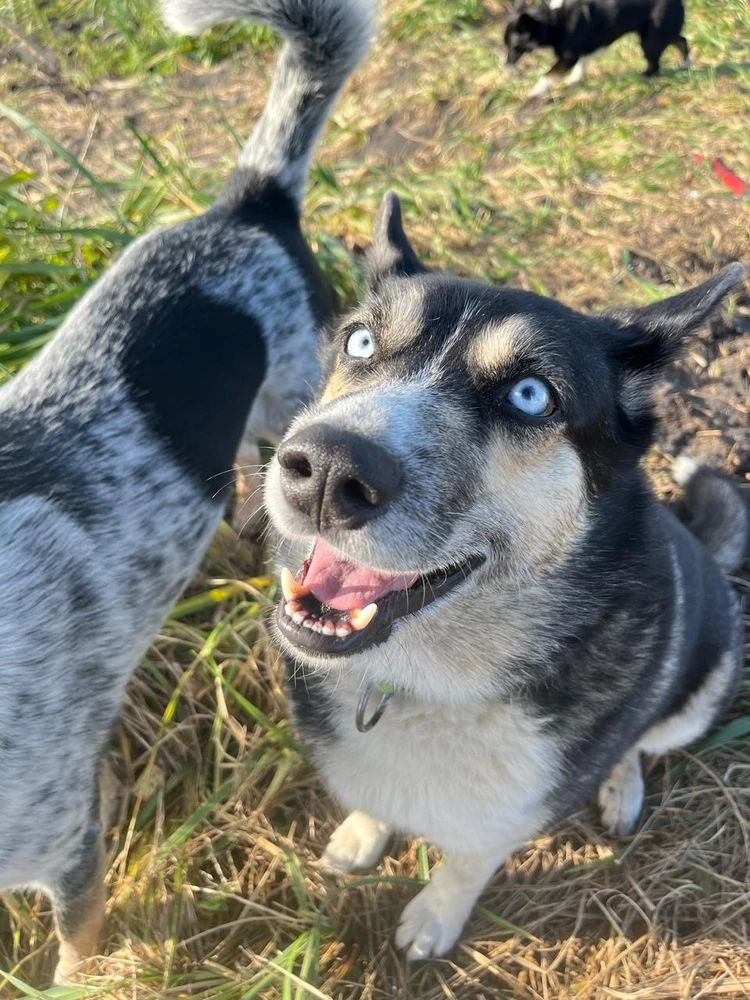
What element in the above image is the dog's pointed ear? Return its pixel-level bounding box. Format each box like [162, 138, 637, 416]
[363, 191, 427, 292]
[608, 262, 745, 403]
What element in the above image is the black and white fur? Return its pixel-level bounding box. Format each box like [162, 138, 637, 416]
[504, 0, 690, 99]
[265, 193, 747, 961]
[0, 0, 374, 982]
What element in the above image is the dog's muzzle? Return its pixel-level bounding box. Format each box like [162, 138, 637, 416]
[274, 424, 485, 657]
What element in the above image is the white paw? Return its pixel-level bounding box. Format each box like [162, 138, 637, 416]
[672, 454, 699, 486]
[528, 76, 552, 98]
[565, 63, 586, 84]
[395, 882, 469, 961]
[597, 755, 644, 835]
[321, 811, 391, 874]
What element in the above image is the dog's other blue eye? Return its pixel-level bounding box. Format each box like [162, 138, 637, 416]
[345, 328, 374, 359]
[508, 377, 555, 417]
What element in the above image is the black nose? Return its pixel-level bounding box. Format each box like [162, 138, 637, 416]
[277, 423, 402, 531]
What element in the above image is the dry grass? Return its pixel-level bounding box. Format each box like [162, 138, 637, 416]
[1, 0, 749, 996]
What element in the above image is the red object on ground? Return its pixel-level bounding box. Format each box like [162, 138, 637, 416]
[694, 153, 749, 196]
[710, 157, 750, 197]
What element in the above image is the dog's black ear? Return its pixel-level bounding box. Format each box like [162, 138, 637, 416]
[363, 191, 427, 292]
[516, 8, 544, 29]
[608, 262, 745, 403]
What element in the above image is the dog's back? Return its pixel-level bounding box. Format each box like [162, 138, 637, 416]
[0, 0, 374, 980]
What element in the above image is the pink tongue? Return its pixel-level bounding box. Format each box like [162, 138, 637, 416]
[302, 539, 417, 611]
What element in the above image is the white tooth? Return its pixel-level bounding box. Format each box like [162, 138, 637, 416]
[284, 602, 297, 617]
[281, 567, 309, 602]
[292, 611, 308, 625]
[322, 621, 336, 636]
[350, 604, 378, 631]
[302, 618, 315, 630]
[311, 620, 323, 633]
[336, 624, 353, 638]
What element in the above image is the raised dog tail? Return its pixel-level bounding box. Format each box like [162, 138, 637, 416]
[673, 456, 749, 574]
[163, 0, 376, 211]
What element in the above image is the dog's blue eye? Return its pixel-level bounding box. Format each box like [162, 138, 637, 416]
[345, 328, 374, 359]
[508, 377, 555, 417]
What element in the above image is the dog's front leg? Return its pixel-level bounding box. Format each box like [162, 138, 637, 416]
[528, 56, 577, 98]
[395, 844, 515, 961]
[321, 810, 392, 873]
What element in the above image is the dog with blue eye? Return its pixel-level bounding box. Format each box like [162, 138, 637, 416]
[265, 192, 747, 960]
[505, 0, 691, 99]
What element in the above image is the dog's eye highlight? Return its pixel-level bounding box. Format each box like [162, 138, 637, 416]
[508, 377, 556, 417]
[345, 328, 374, 359]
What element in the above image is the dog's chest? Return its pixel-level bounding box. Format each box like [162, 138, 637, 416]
[317, 684, 558, 854]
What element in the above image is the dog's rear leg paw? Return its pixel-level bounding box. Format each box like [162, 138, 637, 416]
[321, 811, 391, 873]
[597, 748, 644, 835]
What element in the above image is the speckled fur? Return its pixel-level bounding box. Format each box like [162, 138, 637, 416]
[0, 0, 374, 981]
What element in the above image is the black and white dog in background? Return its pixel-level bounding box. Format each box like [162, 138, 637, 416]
[266, 192, 747, 960]
[504, 0, 691, 98]
[0, 0, 373, 982]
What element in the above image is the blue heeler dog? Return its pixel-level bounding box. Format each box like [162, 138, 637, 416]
[0, 0, 374, 982]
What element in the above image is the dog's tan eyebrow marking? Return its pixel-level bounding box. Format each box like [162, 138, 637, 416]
[468, 316, 537, 373]
[379, 285, 426, 351]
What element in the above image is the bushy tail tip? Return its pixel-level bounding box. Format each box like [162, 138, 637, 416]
[162, 0, 377, 77]
[674, 456, 749, 573]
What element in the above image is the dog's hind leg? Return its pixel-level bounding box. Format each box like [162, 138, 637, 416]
[597, 747, 644, 835]
[50, 817, 106, 984]
[321, 810, 392, 873]
[639, 29, 667, 76]
[599, 644, 741, 837]
[50, 762, 113, 984]
[638, 650, 741, 759]
[674, 35, 691, 69]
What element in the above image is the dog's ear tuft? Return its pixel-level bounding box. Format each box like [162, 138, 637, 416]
[608, 262, 745, 407]
[363, 192, 427, 292]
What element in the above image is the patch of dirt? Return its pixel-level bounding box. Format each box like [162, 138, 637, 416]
[654, 298, 750, 476]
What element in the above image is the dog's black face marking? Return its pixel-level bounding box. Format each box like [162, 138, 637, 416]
[268, 193, 744, 667]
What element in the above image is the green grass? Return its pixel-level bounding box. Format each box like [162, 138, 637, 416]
[1, 0, 749, 997]
[3, 0, 275, 81]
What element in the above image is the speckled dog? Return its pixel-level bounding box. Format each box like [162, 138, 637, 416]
[0, 0, 373, 981]
[266, 194, 748, 960]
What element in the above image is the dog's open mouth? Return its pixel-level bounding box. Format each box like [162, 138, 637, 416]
[276, 539, 485, 656]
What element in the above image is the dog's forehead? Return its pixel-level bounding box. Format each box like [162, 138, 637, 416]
[367, 277, 606, 374]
